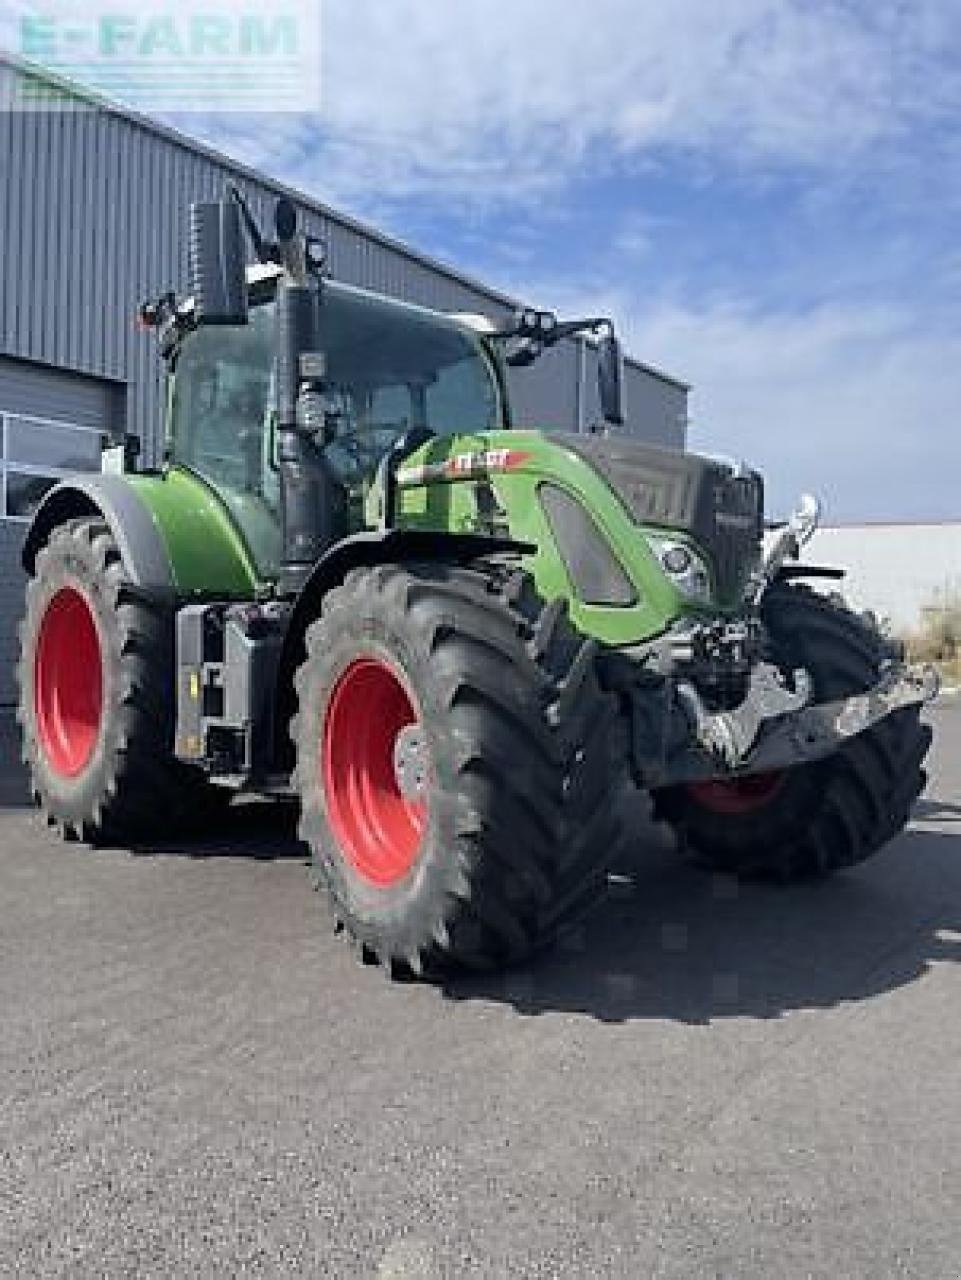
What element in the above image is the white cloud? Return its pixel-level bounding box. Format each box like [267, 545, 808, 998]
[162, 0, 961, 211]
[477, 258, 960, 520]
[629, 297, 961, 521]
[6, 0, 958, 212]
[326, 0, 959, 198]
[9, 1, 959, 230]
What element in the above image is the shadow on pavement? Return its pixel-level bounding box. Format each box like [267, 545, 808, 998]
[5, 698, 959, 1023]
[443, 826, 961, 1024]
[127, 797, 307, 862]
[1, 703, 304, 857]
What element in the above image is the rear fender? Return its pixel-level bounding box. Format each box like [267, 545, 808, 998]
[21, 476, 175, 593]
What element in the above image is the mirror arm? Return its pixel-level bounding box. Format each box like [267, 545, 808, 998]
[544, 316, 611, 345]
[138, 291, 197, 363]
[499, 315, 617, 374]
[228, 183, 272, 265]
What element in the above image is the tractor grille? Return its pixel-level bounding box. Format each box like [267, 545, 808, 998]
[706, 473, 765, 603]
[561, 435, 764, 604]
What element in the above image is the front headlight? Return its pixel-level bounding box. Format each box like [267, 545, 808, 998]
[644, 534, 713, 603]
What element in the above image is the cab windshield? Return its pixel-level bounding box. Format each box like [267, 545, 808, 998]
[168, 279, 503, 503]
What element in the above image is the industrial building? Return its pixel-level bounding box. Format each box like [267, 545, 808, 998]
[0, 53, 688, 704]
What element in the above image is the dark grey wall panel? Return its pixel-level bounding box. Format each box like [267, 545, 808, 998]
[508, 343, 581, 432]
[0, 520, 25, 704]
[624, 363, 688, 448]
[0, 355, 124, 428]
[509, 341, 687, 444]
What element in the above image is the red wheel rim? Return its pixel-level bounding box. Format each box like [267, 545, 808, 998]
[321, 656, 427, 887]
[34, 586, 103, 778]
[687, 770, 786, 816]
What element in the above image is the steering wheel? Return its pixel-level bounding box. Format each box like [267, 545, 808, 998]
[322, 421, 409, 480]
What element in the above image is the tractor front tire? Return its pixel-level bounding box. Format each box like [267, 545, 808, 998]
[292, 560, 624, 974]
[18, 517, 214, 841]
[654, 584, 932, 880]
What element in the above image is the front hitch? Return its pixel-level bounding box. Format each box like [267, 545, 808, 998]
[659, 660, 939, 787]
[676, 662, 813, 769]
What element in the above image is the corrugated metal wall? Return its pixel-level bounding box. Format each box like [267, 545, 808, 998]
[0, 56, 687, 461]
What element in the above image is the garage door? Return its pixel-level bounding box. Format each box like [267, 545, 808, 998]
[0, 358, 125, 706]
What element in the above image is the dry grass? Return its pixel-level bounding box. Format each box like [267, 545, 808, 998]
[904, 601, 961, 687]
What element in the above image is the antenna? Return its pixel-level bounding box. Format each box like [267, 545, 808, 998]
[228, 183, 268, 263]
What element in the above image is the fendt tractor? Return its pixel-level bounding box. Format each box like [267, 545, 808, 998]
[17, 192, 936, 975]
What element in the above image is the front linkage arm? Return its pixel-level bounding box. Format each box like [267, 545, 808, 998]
[617, 486, 940, 790]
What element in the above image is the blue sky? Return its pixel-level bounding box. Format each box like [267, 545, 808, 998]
[6, 0, 960, 520]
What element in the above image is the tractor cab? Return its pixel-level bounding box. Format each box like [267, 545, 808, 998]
[144, 189, 627, 592]
[165, 266, 507, 576]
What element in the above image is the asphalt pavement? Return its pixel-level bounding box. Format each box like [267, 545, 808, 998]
[1, 701, 959, 1277]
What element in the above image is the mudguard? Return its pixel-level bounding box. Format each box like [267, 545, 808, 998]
[22, 469, 263, 599]
[21, 475, 174, 591]
[272, 528, 533, 764]
[283, 528, 532, 657]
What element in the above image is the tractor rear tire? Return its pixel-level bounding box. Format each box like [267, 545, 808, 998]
[291, 560, 624, 974]
[653, 583, 932, 880]
[17, 517, 218, 842]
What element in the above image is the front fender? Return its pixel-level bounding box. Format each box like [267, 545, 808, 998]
[273, 528, 532, 765]
[283, 528, 531, 660]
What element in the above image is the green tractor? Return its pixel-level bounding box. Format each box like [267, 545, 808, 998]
[17, 192, 935, 974]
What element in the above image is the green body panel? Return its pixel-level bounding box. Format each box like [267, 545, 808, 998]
[124, 432, 731, 650]
[128, 433, 727, 646]
[394, 429, 714, 646]
[126, 467, 262, 596]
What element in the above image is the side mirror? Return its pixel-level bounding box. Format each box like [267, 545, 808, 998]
[188, 200, 248, 326]
[598, 330, 624, 426]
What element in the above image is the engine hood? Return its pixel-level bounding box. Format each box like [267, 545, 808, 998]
[556, 433, 764, 604]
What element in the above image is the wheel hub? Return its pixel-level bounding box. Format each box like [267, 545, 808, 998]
[392, 724, 429, 800]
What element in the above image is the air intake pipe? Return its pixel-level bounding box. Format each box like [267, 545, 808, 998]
[270, 206, 342, 589]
